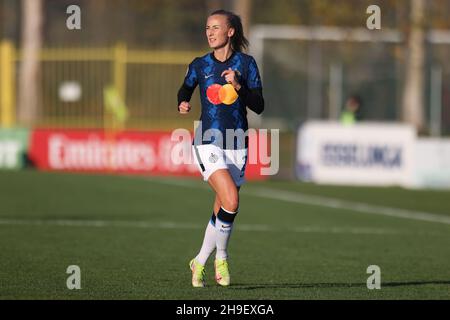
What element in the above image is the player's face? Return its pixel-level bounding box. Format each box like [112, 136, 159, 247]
[206, 14, 234, 49]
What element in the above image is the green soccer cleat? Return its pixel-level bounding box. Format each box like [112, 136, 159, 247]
[214, 259, 230, 286]
[189, 259, 206, 288]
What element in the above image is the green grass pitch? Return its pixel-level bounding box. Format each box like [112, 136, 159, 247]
[0, 170, 449, 299]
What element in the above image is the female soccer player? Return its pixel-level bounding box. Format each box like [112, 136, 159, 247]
[177, 9, 264, 287]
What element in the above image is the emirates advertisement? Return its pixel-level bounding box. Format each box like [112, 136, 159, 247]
[28, 129, 269, 180]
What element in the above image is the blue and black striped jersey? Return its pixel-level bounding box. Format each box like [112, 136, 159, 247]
[179, 51, 264, 150]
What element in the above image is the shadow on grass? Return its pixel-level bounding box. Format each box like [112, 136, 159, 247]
[230, 280, 450, 290]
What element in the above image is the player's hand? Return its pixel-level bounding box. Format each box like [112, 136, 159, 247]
[221, 68, 241, 91]
[178, 101, 191, 114]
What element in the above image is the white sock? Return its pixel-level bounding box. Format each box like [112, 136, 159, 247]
[215, 207, 237, 260]
[195, 215, 217, 266]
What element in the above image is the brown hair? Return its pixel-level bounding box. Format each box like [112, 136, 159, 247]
[210, 9, 249, 52]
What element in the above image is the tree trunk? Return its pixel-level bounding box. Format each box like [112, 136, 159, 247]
[401, 0, 426, 130]
[2, 0, 19, 40]
[18, 0, 43, 126]
[206, 0, 222, 14]
[233, 0, 252, 39]
[87, 0, 108, 45]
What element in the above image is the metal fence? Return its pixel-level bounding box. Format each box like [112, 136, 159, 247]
[2, 27, 450, 136]
[0, 41, 16, 128]
[0, 41, 203, 130]
[250, 26, 450, 136]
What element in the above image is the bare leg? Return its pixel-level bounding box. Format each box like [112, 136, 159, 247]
[208, 169, 239, 213]
[208, 169, 239, 261]
[213, 186, 240, 215]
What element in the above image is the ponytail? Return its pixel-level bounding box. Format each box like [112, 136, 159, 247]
[210, 10, 249, 52]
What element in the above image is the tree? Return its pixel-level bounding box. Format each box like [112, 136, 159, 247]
[2, 0, 19, 40]
[18, 0, 44, 126]
[401, 0, 426, 131]
[86, 0, 109, 45]
[233, 0, 252, 38]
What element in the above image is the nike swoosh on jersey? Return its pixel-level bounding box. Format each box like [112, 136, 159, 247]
[204, 74, 214, 79]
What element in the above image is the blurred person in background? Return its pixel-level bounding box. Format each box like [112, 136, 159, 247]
[340, 94, 363, 125]
[177, 9, 264, 288]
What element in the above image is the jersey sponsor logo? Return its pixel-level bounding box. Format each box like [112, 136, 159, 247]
[206, 83, 238, 105]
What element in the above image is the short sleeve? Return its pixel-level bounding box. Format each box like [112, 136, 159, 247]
[183, 59, 198, 88]
[246, 57, 262, 89]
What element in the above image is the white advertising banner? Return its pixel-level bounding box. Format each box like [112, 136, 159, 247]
[415, 138, 450, 189]
[296, 121, 416, 187]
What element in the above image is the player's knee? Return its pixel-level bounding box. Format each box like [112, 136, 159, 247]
[222, 194, 239, 213]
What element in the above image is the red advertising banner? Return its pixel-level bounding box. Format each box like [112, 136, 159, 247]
[29, 129, 269, 180]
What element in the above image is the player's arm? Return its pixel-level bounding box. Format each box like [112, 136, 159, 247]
[177, 83, 195, 114]
[236, 85, 264, 115]
[239, 57, 264, 115]
[177, 60, 198, 114]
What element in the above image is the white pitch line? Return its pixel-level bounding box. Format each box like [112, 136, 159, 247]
[137, 177, 450, 226]
[0, 219, 200, 230]
[4, 177, 445, 234]
[0, 218, 405, 235]
[244, 188, 450, 226]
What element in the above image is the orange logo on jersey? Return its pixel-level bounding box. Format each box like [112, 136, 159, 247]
[206, 84, 238, 105]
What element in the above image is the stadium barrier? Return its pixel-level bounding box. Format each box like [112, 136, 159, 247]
[296, 121, 416, 187]
[2, 124, 449, 188]
[415, 138, 450, 189]
[28, 128, 268, 180]
[0, 128, 29, 169]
